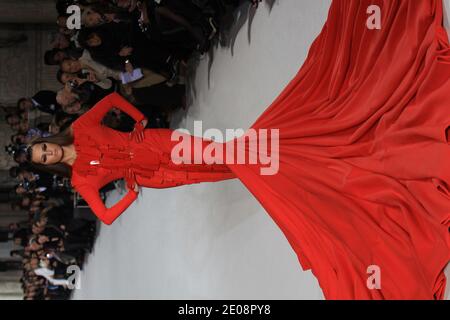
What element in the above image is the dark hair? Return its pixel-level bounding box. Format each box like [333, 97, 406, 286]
[77, 28, 99, 49]
[11, 133, 21, 144]
[10, 250, 21, 257]
[20, 195, 32, 209]
[56, 0, 72, 15]
[60, 58, 77, 72]
[56, 69, 64, 84]
[56, 69, 67, 84]
[44, 48, 62, 65]
[89, 2, 122, 15]
[14, 150, 28, 164]
[57, 13, 70, 20]
[17, 98, 28, 109]
[5, 113, 19, 123]
[10, 201, 21, 211]
[9, 166, 25, 178]
[55, 110, 77, 127]
[26, 126, 74, 178]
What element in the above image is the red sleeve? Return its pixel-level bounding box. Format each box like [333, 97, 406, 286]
[74, 181, 138, 225]
[80, 92, 146, 126]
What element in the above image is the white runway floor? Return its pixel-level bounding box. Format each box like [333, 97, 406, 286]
[72, 0, 449, 300]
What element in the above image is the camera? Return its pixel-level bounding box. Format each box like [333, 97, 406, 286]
[68, 79, 78, 89]
[78, 69, 89, 79]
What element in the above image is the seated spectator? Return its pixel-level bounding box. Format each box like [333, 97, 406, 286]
[44, 47, 83, 66]
[77, 21, 173, 75]
[81, 2, 134, 28]
[138, 0, 217, 53]
[49, 111, 78, 134]
[56, 80, 112, 114]
[13, 149, 29, 164]
[12, 130, 51, 148]
[51, 32, 72, 50]
[57, 68, 114, 91]
[5, 113, 27, 132]
[60, 52, 121, 84]
[18, 90, 61, 115]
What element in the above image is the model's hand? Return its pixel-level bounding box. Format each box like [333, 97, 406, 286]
[125, 169, 139, 194]
[131, 118, 148, 143]
[127, 180, 139, 194]
[134, 129, 144, 143]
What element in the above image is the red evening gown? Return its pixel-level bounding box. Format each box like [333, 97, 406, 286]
[71, 0, 450, 300]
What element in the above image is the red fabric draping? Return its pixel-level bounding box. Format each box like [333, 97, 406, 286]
[226, 0, 450, 299]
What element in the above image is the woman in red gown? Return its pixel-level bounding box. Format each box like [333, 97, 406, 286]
[27, 0, 449, 300]
[31, 92, 235, 224]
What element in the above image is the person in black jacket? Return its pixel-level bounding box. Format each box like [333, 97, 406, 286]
[11, 166, 55, 190]
[18, 91, 61, 115]
[44, 47, 83, 66]
[0, 230, 10, 242]
[56, 80, 114, 115]
[77, 21, 173, 75]
[139, 0, 218, 53]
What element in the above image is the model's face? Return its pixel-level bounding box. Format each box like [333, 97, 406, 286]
[61, 59, 81, 73]
[31, 142, 64, 165]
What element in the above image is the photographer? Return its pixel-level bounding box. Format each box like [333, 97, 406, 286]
[57, 68, 114, 91]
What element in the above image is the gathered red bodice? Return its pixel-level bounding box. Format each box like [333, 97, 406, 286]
[71, 125, 168, 186]
[69, 93, 154, 225]
[69, 93, 233, 225]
